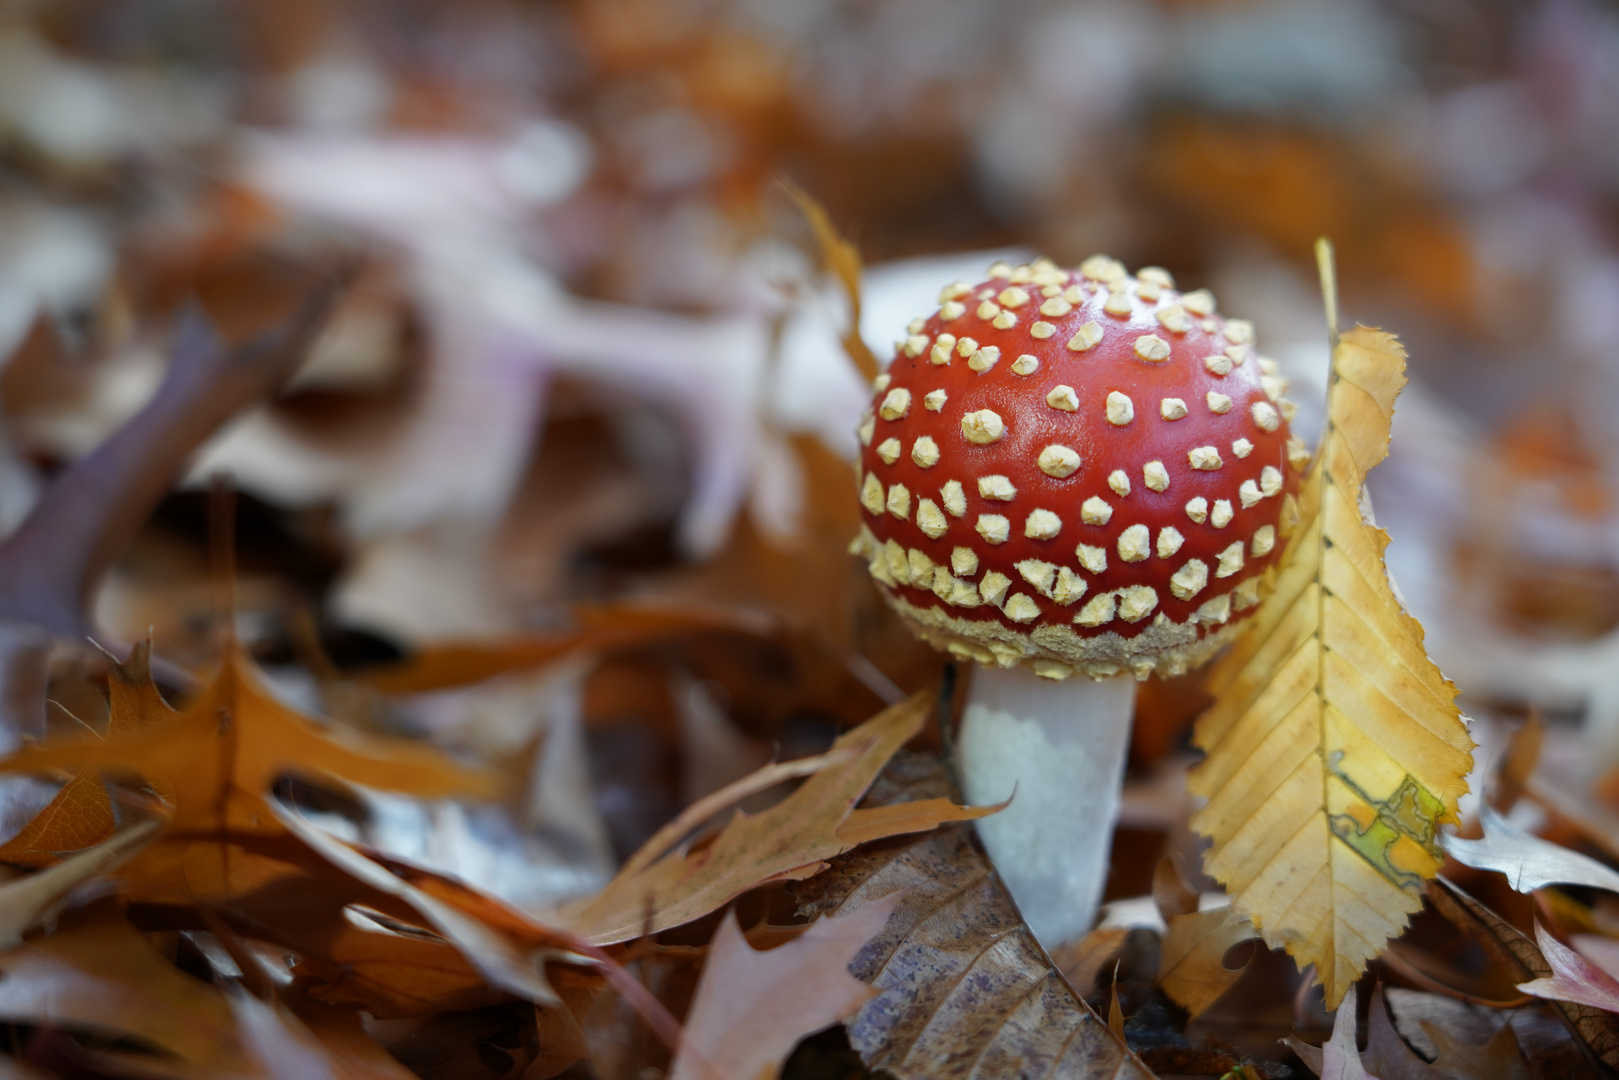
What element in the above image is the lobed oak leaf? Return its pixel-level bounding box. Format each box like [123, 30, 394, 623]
[1191, 244, 1474, 1008]
[1517, 923, 1619, 1013]
[0, 820, 159, 950]
[0, 647, 498, 904]
[1362, 985, 1445, 1080]
[564, 691, 993, 945]
[1286, 985, 1377, 1080]
[667, 896, 895, 1080]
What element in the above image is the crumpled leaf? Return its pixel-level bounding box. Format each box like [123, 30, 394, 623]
[565, 692, 993, 945]
[1152, 857, 1259, 1018]
[1191, 257, 1474, 1007]
[1287, 984, 1375, 1079]
[667, 896, 895, 1080]
[0, 647, 497, 904]
[1517, 922, 1619, 1012]
[791, 752, 1151, 1080]
[1427, 876, 1619, 1073]
[1441, 800, 1619, 896]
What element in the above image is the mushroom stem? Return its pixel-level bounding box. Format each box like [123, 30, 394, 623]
[956, 664, 1135, 948]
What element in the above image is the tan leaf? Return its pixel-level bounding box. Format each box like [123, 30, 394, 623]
[0, 820, 159, 950]
[1190, 255, 1474, 1008]
[782, 181, 880, 382]
[565, 692, 993, 945]
[1286, 985, 1374, 1080]
[1157, 907, 1259, 1019]
[667, 898, 893, 1080]
[790, 752, 1152, 1080]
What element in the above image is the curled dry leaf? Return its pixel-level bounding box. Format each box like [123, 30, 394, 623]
[1192, 285, 1474, 1006]
[1441, 800, 1619, 896]
[783, 181, 879, 383]
[1152, 857, 1259, 1018]
[0, 819, 159, 950]
[1517, 923, 1619, 1013]
[565, 691, 993, 945]
[791, 753, 1151, 1080]
[1427, 877, 1619, 1073]
[1287, 984, 1374, 1080]
[667, 896, 896, 1080]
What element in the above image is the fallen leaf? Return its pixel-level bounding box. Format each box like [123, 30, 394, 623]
[1192, 255, 1474, 1007]
[1427, 877, 1619, 1073]
[1049, 927, 1130, 999]
[667, 896, 894, 1080]
[1157, 906, 1259, 1020]
[1287, 984, 1375, 1079]
[0, 819, 159, 949]
[1441, 801, 1619, 896]
[565, 691, 992, 945]
[791, 752, 1152, 1080]
[783, 182, 878, 382]
[0, 903, 261, 1076]
[0, 648, 496, 904]
[1517, 922, 1619, 1012]
[1420, 1018, 1529, 1080]
[1363, 985, 1445, 1080]
[230, 989, 417, 1080]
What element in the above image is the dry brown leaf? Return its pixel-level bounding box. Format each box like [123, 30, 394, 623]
[1363, 985, 1447, 1080]
[791, 753, 1152, 1080]
[1428, 876, 1619, 1074]
[782, 182, 879, 382]
[0, 648, 497, 905]
[0, 904, 263, 1077]
[1191, 259, 1474, 1006]
[565, 691, 991, 945]
[1287, 984, 1374, 1080]
[0, 819, 159, 949]
[1150, 856, 1260, 1018]
[666, 897, 893, 1080]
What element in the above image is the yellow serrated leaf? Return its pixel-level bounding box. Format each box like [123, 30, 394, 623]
[1188, 243, 1474, 1009]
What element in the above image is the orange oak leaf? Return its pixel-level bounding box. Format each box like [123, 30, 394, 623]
[564, 691, 994, 945]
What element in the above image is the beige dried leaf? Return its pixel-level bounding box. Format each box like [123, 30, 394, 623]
[1189, 271, 1474, 1009]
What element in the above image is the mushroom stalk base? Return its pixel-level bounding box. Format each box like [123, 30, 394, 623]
[956, 665, 1135, 949]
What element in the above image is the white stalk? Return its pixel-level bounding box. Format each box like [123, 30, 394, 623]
[956, 664, 1135, 948]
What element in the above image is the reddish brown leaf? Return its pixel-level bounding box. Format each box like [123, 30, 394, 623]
[791, 752, 1152, 1080]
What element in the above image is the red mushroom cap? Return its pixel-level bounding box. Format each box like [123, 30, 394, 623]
[852, 256, 1308, 681]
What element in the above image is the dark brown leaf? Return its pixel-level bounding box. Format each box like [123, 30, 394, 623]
[1427, 877, 1619, 1074]
[792, 752, 1152, 1080]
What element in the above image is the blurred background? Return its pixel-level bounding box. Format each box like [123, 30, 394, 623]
[5, 0, 1619, 913]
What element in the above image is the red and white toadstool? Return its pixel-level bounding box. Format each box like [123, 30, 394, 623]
[852, 255, 1307, 945]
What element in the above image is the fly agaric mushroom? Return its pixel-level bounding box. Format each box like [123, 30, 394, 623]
[852, 255, 1307, 945]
